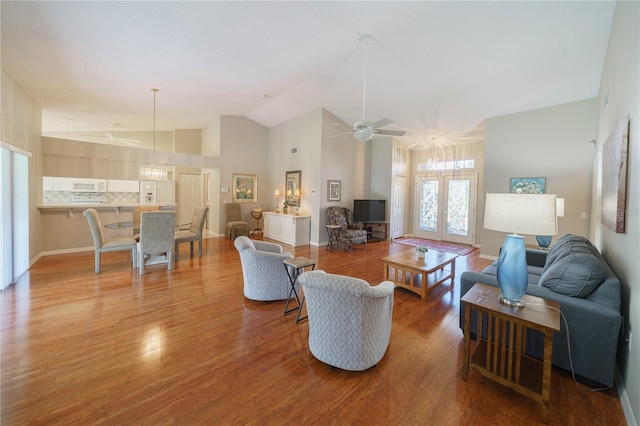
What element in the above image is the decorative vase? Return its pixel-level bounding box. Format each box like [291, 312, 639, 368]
[417, 251, 425, 258]
[496, 234, 528, 307]
[283, 206, 288, 215]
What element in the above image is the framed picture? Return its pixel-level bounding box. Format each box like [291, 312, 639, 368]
[327, 180, 341, 201]
[510, 177, 546, 194]
[601, 115, 630, 233]
[232, 173, 257, 203]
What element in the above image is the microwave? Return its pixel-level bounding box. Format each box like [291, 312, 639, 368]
[70, 179, 107, 193]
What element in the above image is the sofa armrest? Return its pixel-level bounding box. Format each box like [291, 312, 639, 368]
[526, 248, 548, 267]
[253, 240, 284, 254]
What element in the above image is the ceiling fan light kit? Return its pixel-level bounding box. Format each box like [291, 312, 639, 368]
[345, 34, 406, 144]
[138, 88, 168, 181]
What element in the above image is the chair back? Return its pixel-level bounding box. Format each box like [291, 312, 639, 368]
[226, 203, 242, 222]
[327, 206, 348, 228]
[139, 211, 175, 253]
[83, 209, 105, 249]
[189, 206, 209, 234]
[133, 205, 158, 232]
[298, 270, 394, 371]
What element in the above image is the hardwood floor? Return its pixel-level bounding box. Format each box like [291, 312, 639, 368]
[1, 237, 625, 425]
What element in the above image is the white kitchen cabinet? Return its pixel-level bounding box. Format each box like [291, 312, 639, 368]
[52, 177, 71, 191]
[263, 212, 310, 247]
[107, 179, 140, 192]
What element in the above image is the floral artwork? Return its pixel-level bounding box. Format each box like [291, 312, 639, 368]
[233, 174, 257, 203]
[601, 115, 630, 233]
[510, 177, 546, 194]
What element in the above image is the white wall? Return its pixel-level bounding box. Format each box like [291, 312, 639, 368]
[483, 98, 597, 255]
[1, 68, 43, 261]
[218, 116, 269, 235]
[595, 1, 639, 424]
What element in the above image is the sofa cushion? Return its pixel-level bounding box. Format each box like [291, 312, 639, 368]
[539, 252, 608, 297]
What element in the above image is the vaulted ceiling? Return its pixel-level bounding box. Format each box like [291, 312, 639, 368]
[1, 1, 615, 149]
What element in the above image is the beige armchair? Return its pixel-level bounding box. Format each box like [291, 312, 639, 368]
[298, 270, 394, 371]
[136, 211, 175, 275]
[83, 209, 137, 273]
[225, 203, 249, 240]
[174, 207, 209, 260]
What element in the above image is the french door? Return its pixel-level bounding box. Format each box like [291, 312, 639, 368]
[414, 173, 477, 245]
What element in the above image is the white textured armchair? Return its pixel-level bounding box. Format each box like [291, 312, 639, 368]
[234, 236, 295, 301]
[298, 271, 394, 371]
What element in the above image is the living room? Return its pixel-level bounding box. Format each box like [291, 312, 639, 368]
[1, 1, 638, 424]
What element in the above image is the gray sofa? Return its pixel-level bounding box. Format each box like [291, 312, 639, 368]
[459, 234, 622, 387]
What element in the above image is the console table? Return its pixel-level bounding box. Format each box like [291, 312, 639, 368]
[263, 212, 310, 247]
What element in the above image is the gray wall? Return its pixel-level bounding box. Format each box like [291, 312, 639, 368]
[595, 1, 639, 423]
[482, 98, 597, 256]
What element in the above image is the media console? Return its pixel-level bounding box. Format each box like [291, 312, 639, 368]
[360, 221, 389, 241]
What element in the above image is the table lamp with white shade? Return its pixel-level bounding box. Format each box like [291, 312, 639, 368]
[484, 193, 558, 307]
[274, 189, 281, 213]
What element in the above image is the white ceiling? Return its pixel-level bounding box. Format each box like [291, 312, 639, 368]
[1, 1, 615, 149]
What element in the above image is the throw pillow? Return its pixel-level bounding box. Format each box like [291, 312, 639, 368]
[540, 252, 607, 298]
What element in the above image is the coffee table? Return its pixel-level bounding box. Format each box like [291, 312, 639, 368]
[382, 248, 457, 301]
[462, 283, 560, 422]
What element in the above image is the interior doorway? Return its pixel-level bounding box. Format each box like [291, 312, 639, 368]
[414, 173, 477, 245]
[178, 173, 202, 226]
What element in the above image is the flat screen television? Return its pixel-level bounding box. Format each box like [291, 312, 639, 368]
[353, 199, 386, 222]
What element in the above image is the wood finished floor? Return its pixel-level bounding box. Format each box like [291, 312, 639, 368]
[1, 237, 626, 425]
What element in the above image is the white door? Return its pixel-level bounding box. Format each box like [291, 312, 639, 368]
[178, 173, 202, 225]
[391, 175, 406, 239]
[414, 173, 477, 245]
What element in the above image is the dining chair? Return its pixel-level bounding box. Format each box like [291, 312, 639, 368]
[174, 206, 209, 260]
[133, 205, 158, 241]
[136, 211, 175, 275]
[83, 208, 137, 273]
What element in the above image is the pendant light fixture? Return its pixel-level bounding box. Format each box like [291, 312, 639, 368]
[138, 88, 168, 181]
[427, 137, 439, 170]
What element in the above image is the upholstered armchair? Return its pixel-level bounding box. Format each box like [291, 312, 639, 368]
[298, 270, 394, 371]
[225, 203, 249, 240]
[326, 206, 367, 252]
[83, 208, 137, 273]
[174, 206, 209, 260]
[136, 211, 175, 275]
[233, 236, 295, 301]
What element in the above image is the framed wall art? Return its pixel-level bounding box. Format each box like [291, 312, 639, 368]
[232, 173, 257, 203]
[510, 177, 546, 194]
[601, 115, 630, 233]
[327, 180, 341, 201]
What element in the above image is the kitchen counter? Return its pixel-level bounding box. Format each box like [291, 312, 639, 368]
[38, 203, 176, 210]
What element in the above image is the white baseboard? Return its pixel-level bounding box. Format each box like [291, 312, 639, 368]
[616, 367, 638, 426]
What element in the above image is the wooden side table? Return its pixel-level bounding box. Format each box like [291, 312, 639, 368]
[283, 257, 316, 323]
[462, 283, 560, 422]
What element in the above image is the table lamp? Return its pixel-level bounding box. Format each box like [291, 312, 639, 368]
[294, 189, 301, 215]
[484, 193, 557, 307]
[274, 189, 281, 213]
[536, 198, 564, 249]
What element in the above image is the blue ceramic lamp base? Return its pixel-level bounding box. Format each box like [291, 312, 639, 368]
[496, 234, 528, 308]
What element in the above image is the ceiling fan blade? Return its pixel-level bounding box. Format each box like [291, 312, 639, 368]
[376, 129, 406, 136]
[371, 118, 394, 128]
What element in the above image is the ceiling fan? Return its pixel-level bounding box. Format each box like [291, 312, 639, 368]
[84, 123, 141, 146]
[332, 35, 406, 143]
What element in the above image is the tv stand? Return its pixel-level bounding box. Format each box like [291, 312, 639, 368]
[361, 221, 389, 242]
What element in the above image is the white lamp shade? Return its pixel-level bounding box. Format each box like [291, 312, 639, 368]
[274, 189, 280, 197]
[484, 193, 557, 236]
[556, 198, 565, 217]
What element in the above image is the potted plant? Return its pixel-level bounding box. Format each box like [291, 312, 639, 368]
[416, 246, 429, 258]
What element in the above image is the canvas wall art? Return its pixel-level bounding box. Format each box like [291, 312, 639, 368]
[601, 115, 630, 233]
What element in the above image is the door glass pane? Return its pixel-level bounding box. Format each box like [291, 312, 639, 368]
[446, 179, 469, 236]
[419, 180, 438, 232]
